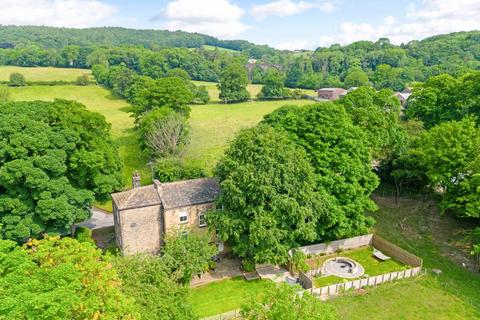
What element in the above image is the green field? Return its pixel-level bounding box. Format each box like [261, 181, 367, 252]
[0, 66, 91, 82]
[202, 45, 239, 53]
[312, 247, 407, 287]
[189, 277, 272, 318]
[192, 80, 316, 102]
[184, 99, 315, 174]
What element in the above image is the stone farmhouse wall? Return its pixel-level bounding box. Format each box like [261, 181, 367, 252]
[163, 202, 213, 234]
[114, 202, 214, 255]
[114, 204, 163, 255]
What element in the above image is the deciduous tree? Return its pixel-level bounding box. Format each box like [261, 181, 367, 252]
[218, 64, 250, 103]
[263, 103, 378, 240]
[208, 125, 321, 264]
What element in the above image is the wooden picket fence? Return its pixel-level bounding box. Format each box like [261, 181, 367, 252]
[310, 266, 423, 298]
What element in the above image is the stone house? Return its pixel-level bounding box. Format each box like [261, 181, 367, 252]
[111, 177, 220, 255]
[317, 87, 348, 100]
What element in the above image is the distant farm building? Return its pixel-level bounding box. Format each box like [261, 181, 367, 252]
[394, 89, 412, 108]
[317, 88, 348, 100]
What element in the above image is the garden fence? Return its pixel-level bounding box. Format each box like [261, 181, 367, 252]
[310, 266, 423, 298]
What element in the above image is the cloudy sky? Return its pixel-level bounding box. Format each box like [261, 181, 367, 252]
[1, 0, 480, 50]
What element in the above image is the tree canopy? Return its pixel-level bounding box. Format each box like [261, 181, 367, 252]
[0, 236, 136, 319]
[263, 103, 378, 240]
[218, 64, 250, 103]
[0, 100, 122, 240]
[406, 72, 480, 128]
[208, 125, 321, 264]
[411, 116, 480, 217]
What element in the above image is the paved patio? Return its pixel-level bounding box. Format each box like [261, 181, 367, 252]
[191, 257, 243, 287]
[256, 264, 292, 283]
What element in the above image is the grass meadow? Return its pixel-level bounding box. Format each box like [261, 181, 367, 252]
[189, 277, 272, 318]
[0, 66, 91, 82]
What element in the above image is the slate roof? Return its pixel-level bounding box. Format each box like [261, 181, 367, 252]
[111, 178, 220, 211]
[111, 185, 161, 210]
[157, 178, 220, 210]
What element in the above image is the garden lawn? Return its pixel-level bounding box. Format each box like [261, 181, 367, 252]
[0, 66, 91, 82]
[189, 277, 272, 318]
[326, 194, 480, 320]
[185, 99, 315, 174]
[312, 247, 406, 287]
[8, 85, 151, 197]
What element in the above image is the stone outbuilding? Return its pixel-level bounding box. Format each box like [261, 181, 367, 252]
[111, 177, 220, 255]
[317, 87, 348, 100]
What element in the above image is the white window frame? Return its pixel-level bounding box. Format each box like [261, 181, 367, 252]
[199, 212, 207, 227]
[179, 210, 188, 224]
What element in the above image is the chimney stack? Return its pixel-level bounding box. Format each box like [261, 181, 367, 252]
[132, 171, 141, 188]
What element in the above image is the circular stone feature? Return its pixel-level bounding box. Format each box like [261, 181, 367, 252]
[324, 257, 365, 278]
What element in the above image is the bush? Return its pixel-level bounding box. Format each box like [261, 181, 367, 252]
[9, 72, 26, 87]
[76, 74, 89, 86]
[75, 227, 96, 245]
[291, 250, 309, 272]
[154, 158, 206, 182]
[242, 259, 255, 272]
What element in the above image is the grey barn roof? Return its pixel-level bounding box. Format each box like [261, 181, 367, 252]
[111, 178, 219, 211]
[157, 178, 220, 210]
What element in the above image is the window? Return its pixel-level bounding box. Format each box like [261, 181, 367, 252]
[179, 210, 188, 224]
[199, 213, 207, 227]
[181, 230, 188, 239]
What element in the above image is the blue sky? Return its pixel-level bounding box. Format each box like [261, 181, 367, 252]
[2, 0, 480, 50]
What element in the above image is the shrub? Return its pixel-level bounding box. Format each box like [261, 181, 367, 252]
[9, 72, 26, 87]
[242, 259, 255, 272]
[292, 250, 309, 272]
[75, 74, 89, 86]
[75, 227, 96, 245]
[154, 158, 206, 182]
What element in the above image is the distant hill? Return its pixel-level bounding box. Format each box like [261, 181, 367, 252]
[0, 25, 276, 55]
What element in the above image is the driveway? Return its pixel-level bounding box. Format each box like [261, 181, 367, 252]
[75, 207, 114, 230]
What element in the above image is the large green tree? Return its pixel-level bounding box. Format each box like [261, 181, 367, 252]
[208, 125, 322, 264]
[338, 86, 402, 158]
[218, 63, 250, 103]
[263, 103, 378, 240]
[0, 100, 123, 240]
[412, 116, 480, 217]
[344, 68, 369, 87]
[241, 283, 338, 320]
[0, 236, 136, 319]
[257, 68, 286, 100]
[133, 77, 193, 116]
[406, 72, 480, 128]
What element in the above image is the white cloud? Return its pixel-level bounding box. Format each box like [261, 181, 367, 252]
[317, 0, 480, 47]
[156, 0, 249, 38]
[0, 0, 116, 28]
[250, 0, 339, 20]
